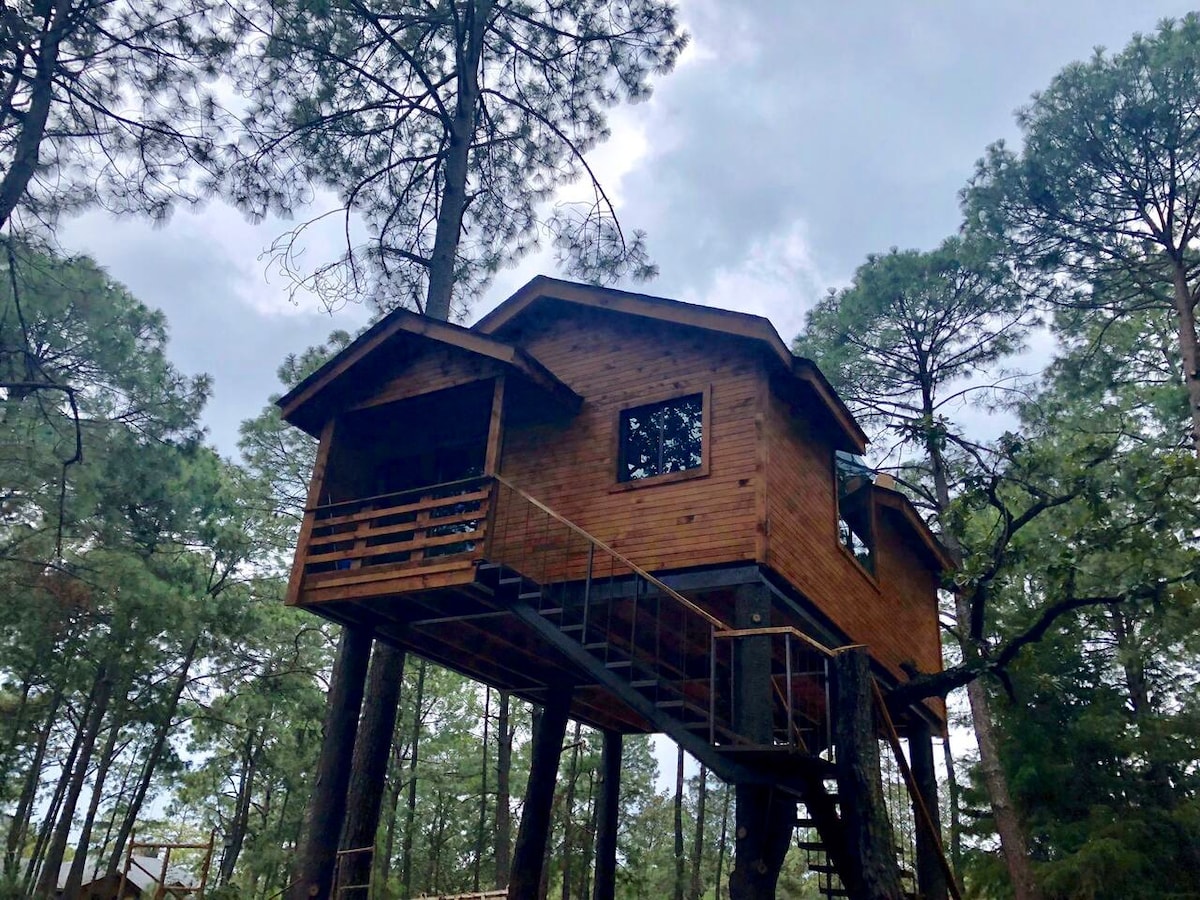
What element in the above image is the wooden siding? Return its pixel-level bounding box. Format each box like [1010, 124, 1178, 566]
[350, 342, 509, 411]
[498, 308, 763, 577]
[762, 390, 942, 681]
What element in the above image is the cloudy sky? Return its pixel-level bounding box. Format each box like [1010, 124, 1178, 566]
[62, 0, 1197, 456]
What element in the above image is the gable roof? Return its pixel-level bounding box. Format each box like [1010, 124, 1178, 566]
[277, 306, 581, 436]
[474, 276, 868, 452]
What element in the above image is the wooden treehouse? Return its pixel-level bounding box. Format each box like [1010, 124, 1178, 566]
[280, 277, 954, 900]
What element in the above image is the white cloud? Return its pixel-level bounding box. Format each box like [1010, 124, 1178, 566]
[685, 219, 840, 344]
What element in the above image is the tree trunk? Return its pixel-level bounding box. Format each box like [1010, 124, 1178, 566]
[423, 0, 490, 321]
[673, 746, 685, 900]
[689, 765, 707, 900]
[509, 687, 572, 900]
[341, 642, 406, 896]
[927, 423, 1040, 900]
[908, 720, 947, 900]
[24, 686, 90, 894]
[286, 625, 373, 900]
[475, 686, 492, 893]
[5, 683, 62, 876]
[219, 730, 265, 885]
[560, 721, 582, 900]
[64, 695, 126, 899]
[942, 736, 962, 885]
[495, 691, 514, 889]
[577, 772, 597, 900]
[831, 647, 902, 900]
[106, 636, 200, 875]
[400, 659, 428, 900]
[714, 783, 730, 900]
[36, 663, 114, 898]
[1169, 264, 1200, 455]
[0, 0, 75, 230]
[591, 731, 621, 900]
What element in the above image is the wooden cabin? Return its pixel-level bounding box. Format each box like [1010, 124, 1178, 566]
[279, 276, 949, 785]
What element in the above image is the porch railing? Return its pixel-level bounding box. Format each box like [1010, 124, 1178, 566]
[302, 476, 491, 578]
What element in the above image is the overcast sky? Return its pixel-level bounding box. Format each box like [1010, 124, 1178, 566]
[62, 1, 1197, 456]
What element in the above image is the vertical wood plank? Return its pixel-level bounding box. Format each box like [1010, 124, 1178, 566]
[286, 418, 337, 606]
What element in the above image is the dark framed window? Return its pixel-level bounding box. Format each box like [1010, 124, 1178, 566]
[835, 451, 876, 574]
[618, 393, 705, 483]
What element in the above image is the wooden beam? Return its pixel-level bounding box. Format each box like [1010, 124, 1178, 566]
[286, 418, 336, 607]
[509, 685, 573, 900]
[591, 730, 622, 900]
[485, 375, 507, 475]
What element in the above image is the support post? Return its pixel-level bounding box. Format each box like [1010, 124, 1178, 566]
[831, 647, 902, 900]
[338, 641, 407, 896]
[509, 686, 573, 900]
[287, 625, 373, 900]
[908, 718, 948, 900]
[591, 730, 622, 900]
[728, 584, 796, 900]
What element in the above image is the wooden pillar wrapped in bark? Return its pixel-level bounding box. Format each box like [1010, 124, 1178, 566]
[509, 686, 573, 900]
[591, 730, 622, 900]
[728, 584, 796, 900]
[287, 625, 373, 900]
[908, 718, 948, 900]
[831, 647, 902, 900]
[338, 641, 406, 896]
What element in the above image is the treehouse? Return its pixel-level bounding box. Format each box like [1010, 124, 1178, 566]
[279, 277, 953, 900]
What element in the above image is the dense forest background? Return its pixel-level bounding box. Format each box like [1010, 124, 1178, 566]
[2, 5, 1200, 900]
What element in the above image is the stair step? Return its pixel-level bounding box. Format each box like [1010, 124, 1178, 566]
[497, 575, 525, 585]
[808, 863, 837, 874]
[583, 642, 608, 651]
[795, 817, 817, 828]
[521, 591, 545, 601]
[605, 660, 633, 670]
[536, 605, 561, 613]
[630, 679, 659, 689]
[560, 624, 584, 634]
[655, 699, 687, 709]
[795, 841, 824, 852]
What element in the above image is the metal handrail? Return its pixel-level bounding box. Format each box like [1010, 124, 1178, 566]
[492, 474, 730, 632]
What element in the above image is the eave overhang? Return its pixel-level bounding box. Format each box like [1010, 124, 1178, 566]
[277, 307, 581, 437]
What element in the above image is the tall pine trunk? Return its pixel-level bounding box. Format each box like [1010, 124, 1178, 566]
[36, 663, 114, 898]
[1169, 264, 1200, 455]
[560, 722, 582, 900]
[495, 691, 514, 889]
[714, 784, 731, 900]
[689, 765, 707, 900]
[474, 687, 492, 892]
[400, 660, 427, 900]
[5, 683, 62, 876]
[673, 746, 685, 900]
[925, 414, 1040, 900]
[64, 694, 127, 899]
[106, 636, 199, 875]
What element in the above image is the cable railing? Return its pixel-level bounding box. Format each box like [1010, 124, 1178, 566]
[487, 476, 835, 753]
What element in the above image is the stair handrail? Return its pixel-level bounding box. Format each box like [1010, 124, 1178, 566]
[710, 625, 835, 658]
[491, 474, 730, 632]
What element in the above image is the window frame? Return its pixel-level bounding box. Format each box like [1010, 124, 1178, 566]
[833, 449, 879, 583]
[611, 385, 712, 492]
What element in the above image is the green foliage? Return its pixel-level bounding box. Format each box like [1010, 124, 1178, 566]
[230, 0, 684, 313]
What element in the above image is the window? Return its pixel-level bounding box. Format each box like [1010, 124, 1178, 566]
[835, 451, 876, 574]
[618, 393, 704, 483]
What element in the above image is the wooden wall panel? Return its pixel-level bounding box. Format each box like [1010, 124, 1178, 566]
[498, 309, 763, 578]
[762, 392, 942, 681]
[351, 345, 508, 410]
